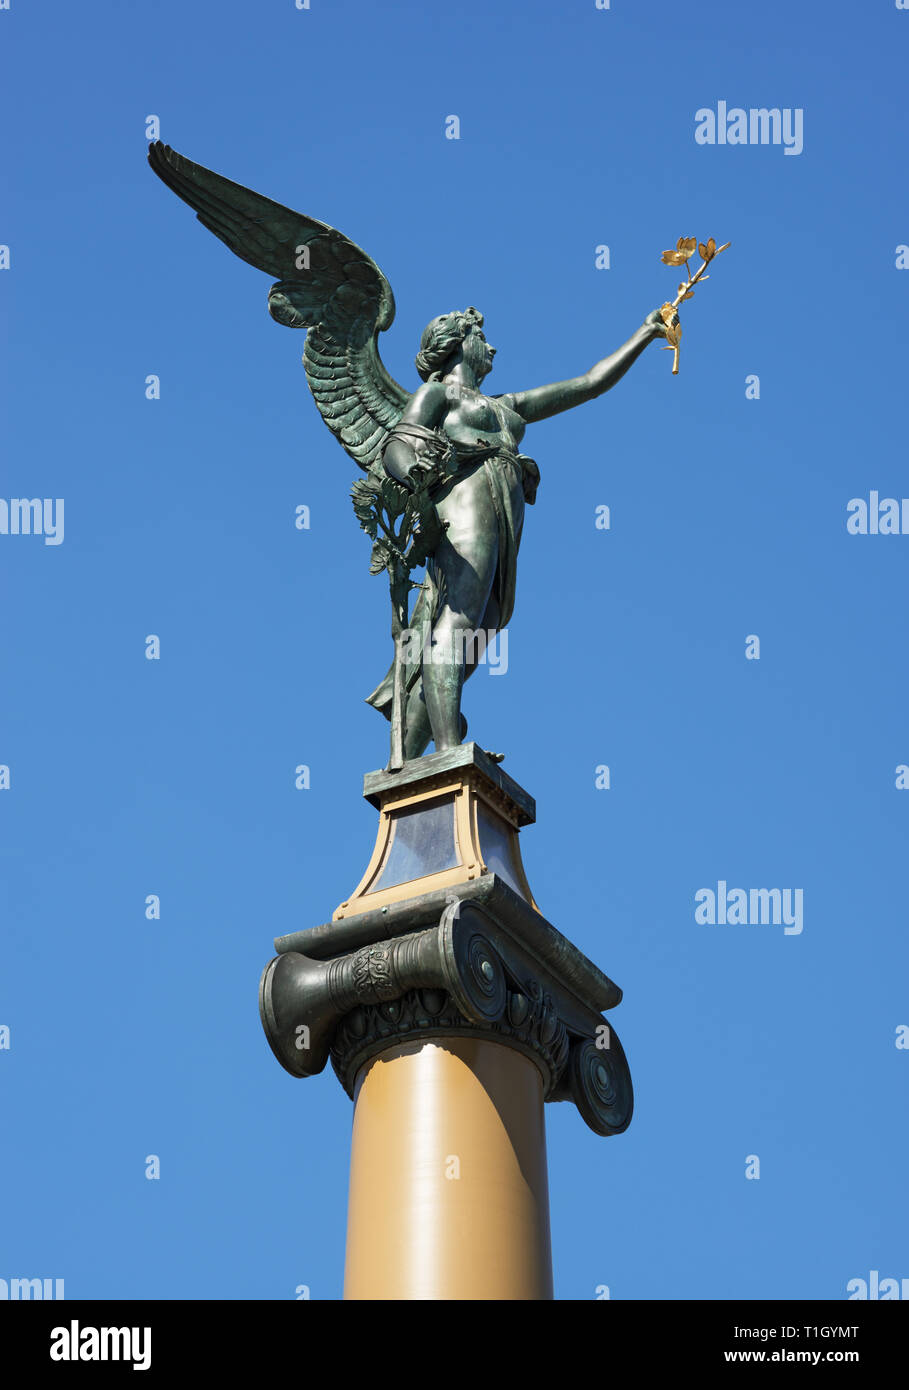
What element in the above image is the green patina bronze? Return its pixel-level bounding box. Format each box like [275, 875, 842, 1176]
[148, 142, 675, 768]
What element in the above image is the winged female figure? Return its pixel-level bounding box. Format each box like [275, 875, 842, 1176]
[148, 143, 676, 767]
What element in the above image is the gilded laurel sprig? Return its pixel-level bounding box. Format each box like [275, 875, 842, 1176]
[658, 236, 730, 374]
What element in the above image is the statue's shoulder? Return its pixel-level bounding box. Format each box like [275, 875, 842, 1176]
[404, 380, 448, 424]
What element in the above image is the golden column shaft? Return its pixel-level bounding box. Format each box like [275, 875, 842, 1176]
[343, 1037, 553, 1300]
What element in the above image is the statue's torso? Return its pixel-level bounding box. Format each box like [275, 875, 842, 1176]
[440, 389, 526, 455]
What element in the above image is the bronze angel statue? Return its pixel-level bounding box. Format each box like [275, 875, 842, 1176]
[148, 142, 683, 769]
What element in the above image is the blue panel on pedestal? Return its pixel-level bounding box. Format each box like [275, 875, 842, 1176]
[475, 802, 527, 901]
[372, 796, 459, 891]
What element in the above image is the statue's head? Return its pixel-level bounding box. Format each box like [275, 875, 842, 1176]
[415, 306, 495, 384]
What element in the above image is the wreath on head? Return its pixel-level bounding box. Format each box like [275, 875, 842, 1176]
[415, 306, 484, 382]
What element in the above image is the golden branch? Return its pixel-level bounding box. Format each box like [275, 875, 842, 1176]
[658, 236, 731, 374]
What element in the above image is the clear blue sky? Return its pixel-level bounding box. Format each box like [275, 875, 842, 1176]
[2, 0, 907, 1300]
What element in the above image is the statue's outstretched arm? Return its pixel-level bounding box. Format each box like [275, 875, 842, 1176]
[509, 311, 672, 425]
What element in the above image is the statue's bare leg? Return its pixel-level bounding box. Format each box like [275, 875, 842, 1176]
[421, 466, 499, 752]
[402, 686, 467, 761]
[402, 587, 501, 760]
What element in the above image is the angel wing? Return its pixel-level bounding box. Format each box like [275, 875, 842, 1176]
[147, 142, 410, 471]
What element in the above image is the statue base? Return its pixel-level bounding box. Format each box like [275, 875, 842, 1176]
[332, 742, 539, 920]
[260, 746, 633, 1138]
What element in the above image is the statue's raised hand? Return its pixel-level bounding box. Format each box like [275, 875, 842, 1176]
[643, 307, 680, 341]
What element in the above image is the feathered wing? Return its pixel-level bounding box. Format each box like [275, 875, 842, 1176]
[148, 142, 410, 470]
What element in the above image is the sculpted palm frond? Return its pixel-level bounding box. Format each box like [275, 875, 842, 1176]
[147, 142, 410, 470]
